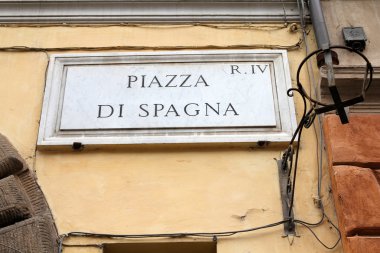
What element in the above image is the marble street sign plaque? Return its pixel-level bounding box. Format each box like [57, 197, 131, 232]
[38, 50, 296, 146]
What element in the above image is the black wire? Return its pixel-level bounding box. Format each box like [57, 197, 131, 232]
[287, 88, 308, 145]
[62, 243, 103, 248]
[68, 220, 288, 238]
[295, 217, 326, 227]
[58, 220, 289, 253]
[287, 113, 305, 217]
[294, 218, 341, 250]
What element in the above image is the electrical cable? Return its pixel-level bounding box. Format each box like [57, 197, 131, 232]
[295, 217, 341, 250]
[68, 220, 289, 238]
[0, 40, 303, 53]
[62, 243, 103, 248]
[298, 0, 324, 215]
[58, 220, 289, 253]
[301, 0, 326, 219]
[280, 0, 288, 25]
[298, 0, 328, 219]
[297, 0, 323, 187]
[0, 23, 289, 31]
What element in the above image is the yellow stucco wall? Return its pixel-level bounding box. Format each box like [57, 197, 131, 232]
[0, 24, 342, 253]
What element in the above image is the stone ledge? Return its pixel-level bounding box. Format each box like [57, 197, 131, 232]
[323, 114, 380, 168]
[0, 1, 303, 24]
[346, 236, 380, 253]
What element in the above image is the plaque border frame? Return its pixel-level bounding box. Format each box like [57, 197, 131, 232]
[38, 50, 297, 146]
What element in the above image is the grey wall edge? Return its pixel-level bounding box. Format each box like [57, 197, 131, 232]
[0, 1, 307, 24]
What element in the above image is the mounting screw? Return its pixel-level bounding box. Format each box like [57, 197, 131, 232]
[289, 23, 298, 33]
[257, 141, 269, 147]
[72, 142, 84, 151]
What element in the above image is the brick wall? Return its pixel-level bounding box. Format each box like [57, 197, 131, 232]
[323, 114, 380, 253]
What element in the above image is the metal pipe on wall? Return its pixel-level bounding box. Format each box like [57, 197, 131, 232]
[309, 0, 330, 50]
[308, 0, 349, 123]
